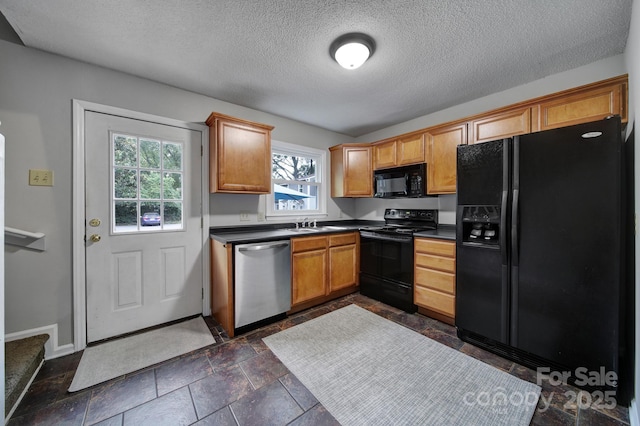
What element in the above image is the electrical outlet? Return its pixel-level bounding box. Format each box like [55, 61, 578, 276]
[239, 211, 250, 221]
[29, 169, 54, 186]
[257, 211, 265, 222]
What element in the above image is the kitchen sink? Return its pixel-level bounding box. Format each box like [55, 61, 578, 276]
[288, 228, 321, 233]
[318, 225, 348, 230]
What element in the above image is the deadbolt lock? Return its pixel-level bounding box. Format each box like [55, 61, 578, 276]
[89, 234, 101, 243]
[89, 218, 101, 227]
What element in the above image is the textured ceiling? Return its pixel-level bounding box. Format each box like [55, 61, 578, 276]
[0, 0, 633, 136]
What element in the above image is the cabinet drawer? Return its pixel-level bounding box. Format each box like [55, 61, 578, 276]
[414, 238, 455, 257]
[329, 232, 357, 247]
[414, 286, 455, 317]
[292, 236, 327, 252]
[415, 267, 455, 294]
[415, 253, 455, 273]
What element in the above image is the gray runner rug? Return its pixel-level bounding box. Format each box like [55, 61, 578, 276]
[69, 317, 215, 392]
[264, 304, 540, 426]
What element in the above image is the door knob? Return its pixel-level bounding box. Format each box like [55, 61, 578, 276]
[89, 234, 101, 243]
[89, 218, 101, 227]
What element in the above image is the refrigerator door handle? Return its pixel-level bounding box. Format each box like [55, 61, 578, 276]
[500, 190, 508, 265]
[510, 137, 520, 346]
[511, 189, 519, 266]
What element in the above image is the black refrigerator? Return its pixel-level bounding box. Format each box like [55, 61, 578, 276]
[456, 117, 627, 394]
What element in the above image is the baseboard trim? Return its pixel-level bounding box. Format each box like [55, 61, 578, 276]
[630, 399, 639, 426]
[5, 324, 75, 360]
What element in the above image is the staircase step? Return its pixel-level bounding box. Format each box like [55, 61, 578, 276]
[5, 334, 49, 416]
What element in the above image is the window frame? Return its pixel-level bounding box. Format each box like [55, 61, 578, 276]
[110, 131, 186, 234]
[266, 140, 327, 219]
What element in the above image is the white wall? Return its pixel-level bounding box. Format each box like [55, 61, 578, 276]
[0, 40, 354, 346]
[624, 0, 640, 423]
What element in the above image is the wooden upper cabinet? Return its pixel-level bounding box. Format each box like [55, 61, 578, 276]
[206, 112, 274, 194]
[373, 134, 426, 170]
[535, 79, 627, 131]
[373, 140, 397, 169]
[470, 107, 537, 144]
[426, 122, 467, 194]
[329, 144, 373, 197]
[398, 134, 426, 165]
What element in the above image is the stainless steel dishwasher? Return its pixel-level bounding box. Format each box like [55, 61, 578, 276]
[234, 240, 291, 329]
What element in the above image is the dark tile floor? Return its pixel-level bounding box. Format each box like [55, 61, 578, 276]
[7, 293, 631, 425]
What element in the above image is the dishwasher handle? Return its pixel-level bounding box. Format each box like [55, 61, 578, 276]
[237, 242, 289, 252]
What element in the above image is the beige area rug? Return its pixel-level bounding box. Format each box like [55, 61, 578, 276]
[264, 305, 540, 426]
[69, 317, 215, 392]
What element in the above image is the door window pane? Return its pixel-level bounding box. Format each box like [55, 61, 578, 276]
[114, 168, 137, 198]
[113, 135, 137, 167]
[163, 172, 182, 200]
[114, 201, 138, 229]
[140, 138, 161, 169]
[163, 142, 182, 171]
[140, 202, 162, 230]
[140, 170, 161, 199]
[112, 133, 185, 233]
[164, 202, 182, 228]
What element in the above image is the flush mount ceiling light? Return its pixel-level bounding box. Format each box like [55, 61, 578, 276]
[330, 33, 376, 70]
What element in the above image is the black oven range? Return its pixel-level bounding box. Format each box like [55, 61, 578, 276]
[359, 208, 438, 312]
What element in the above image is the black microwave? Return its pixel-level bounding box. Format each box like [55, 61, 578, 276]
[374, 163, 427, 198]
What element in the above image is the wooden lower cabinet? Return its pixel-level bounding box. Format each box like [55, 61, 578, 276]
[210, 239, 235, 337]
[329, 233, 359, 292]
[414, 237, 456, 324]
[292, 236, 328, 305]
[211, 232, 361, 336]
[291, 232, 359, 312]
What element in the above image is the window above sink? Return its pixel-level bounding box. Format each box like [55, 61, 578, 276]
[266, 140, 327, 219]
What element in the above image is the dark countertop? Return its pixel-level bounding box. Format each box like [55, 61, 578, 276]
[210, 220, 378, 244]
[413, 224, 456, 241]
[211, 221, 457, 244]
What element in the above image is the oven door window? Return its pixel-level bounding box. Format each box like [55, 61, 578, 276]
[360, 236, 413, 284]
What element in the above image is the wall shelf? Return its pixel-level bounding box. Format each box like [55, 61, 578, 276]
[5, 226, 46, 251]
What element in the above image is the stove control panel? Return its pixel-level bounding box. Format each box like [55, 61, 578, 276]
[384, 208, 438, 222]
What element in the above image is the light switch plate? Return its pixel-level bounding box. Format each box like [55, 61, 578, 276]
[29, 169, 54, 186]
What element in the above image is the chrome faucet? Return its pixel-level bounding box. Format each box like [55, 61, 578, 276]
[301, 217, 309, 228]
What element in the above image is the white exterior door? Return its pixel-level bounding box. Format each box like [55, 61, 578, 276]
[85, 111, 203, 342]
